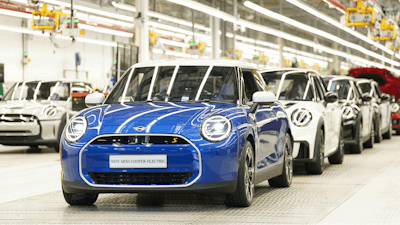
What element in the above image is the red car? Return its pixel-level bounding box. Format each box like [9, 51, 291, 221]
[349, 67, 400, 135]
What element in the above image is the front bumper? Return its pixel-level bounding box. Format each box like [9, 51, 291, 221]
[0, 119, 61, 145]
[62, 179, 237, 194]
[291, 127, 317, 162]
[392, 113, 400, 130]
[61, 130, 240, 192]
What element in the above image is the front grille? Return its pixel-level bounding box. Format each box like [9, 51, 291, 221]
[88, 172, 193, 185]
[0, 114, 38, 123]
[90, 136, 189, 145]
[0, 135, 39, 142]
[393, 119, 399, 126]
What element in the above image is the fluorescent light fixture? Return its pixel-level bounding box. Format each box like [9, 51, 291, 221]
[154, 29, 186, 39]
[149, 21, 211, 40]
[285, 0, 398, 57]
[0, 8, 32, 19]
[10, 0, 29, 4]
[166, 0, 236, 23]
[152, 49, 199, 59]
[159, 39, 188, 48]
[87, 15, 133, 27]
[40, 0, 133, 22]
[78, 24, 133, 37]
[243, 1, 399, 66]
[112, 1, 211, 32]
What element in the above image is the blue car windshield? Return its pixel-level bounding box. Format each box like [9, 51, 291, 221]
[105, 66, 239, 103]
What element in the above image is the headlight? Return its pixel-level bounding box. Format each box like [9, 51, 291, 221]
[65, 116, 87, 143]
[341, 106, 355, 120]
[42, 106, 58, 117]
[391, 103, 400, 112]
[200, 115, 232, 142]
[291, 108, 312, 127]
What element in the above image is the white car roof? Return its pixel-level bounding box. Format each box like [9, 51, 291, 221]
[259, 68, 320, 74]
[131, 60, 258, 70]
[17, 79, 90, 84]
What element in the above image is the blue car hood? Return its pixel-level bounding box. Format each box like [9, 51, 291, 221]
[83, 102, 239, 133]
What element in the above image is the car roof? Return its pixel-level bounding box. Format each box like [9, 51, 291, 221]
[259, 68, 319, 74]
[355, 78, 378, 85]
[17, 79, 90, 84]
[327, 76, 357, 82]
[131, 60, 258, 70]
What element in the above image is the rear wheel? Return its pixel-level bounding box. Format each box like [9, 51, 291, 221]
[328, 127, 344, 164]
[268, 134, 293, 187]
[383, 119, 392, 139]
[225, 141, 255, 207]
[305, 129, 324, 175]
[350, 121, 363, 154]
[62, 189, 98, 206]
[364, 121, 374, 148]
[374, 119, 382, 143]
[29, 145, 39, 149]
[396, 128, 400, 135]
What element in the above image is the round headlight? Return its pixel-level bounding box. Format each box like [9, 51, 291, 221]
[65, 116, 87, 143]
[341, 106, 355, 120]
[42, 106, 58, 117]
[291, 108, 312, 127]
[391, 103, 400, 112]
[201, 115, 232, 142]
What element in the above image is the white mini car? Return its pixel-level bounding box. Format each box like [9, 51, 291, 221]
[260, 69, 343, 174]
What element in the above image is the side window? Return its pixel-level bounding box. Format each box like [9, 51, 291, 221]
[242, 70, 262, 102]
[373, 84, 382, 98]
[353, 83, 362, 100]
[312, 77, 324, 101]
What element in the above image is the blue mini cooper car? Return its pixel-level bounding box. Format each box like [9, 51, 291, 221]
[61, 60, 293, 207]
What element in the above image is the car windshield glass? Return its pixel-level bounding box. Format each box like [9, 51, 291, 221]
[105, 66, 238, 103]
[263, 73, 311, 101]
[4, 82, 39, 100]
[329, 80, 350, 100]
[358, 83, 371, 94]
[38, 82, 71, 101]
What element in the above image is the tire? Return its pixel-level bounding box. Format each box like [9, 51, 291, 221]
[53, 118, 67, 153]
[29, 145, 39, 149]
[328, 127, 344, 164]
[364, 121, 374, 148]
[350, 121, 363, 154]
[374, 120, 382, 143]
[268, 133, 293, 188]
[305, 129, 324, 175]
[396, 128, 400, 135]
[62, 189, 98, 206]
[225, 140, 255, 207]
[383, 119, 392, 139]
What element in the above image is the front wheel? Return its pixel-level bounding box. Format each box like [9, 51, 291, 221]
[62, 189, 98, 206]
[363, 121, 374, 148]
[305, 129, 324, 175]
[350, 121, 363, 154]
[328, 127, 344, 164]
[268, 133, 293, 187]
[374, 120, 382, 143]
[225, 141, 255, 207]
[383, 119, 392, 139]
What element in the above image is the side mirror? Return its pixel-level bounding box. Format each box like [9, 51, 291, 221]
[324, 92, 338, 103]
[85, 93, 105, 107]
[381, 94, 390, 102]
[361, 93, 372, 102]
[251, 91, 276, 112]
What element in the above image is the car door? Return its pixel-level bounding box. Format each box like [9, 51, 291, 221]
[312, 75, 339, 155]
[373, 83, 390, 131]
[241, 69, 281, 173]
[351, 81, 371, 139]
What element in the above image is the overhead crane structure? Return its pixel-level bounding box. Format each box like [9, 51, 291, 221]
[2, 0, 400, 74]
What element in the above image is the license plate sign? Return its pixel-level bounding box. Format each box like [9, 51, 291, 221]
[109, 155, 167, 169]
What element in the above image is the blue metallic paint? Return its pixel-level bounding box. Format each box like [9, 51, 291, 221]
[61, 102, 290, 190]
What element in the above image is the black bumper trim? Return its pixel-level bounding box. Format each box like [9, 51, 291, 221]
[62, 179, 237, 194]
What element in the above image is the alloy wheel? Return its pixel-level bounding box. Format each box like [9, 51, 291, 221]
[244, 147, 255, 202]
[285, 141, 293, 184]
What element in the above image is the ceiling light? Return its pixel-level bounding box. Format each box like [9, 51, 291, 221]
[78, 24, 133, 37]
[0, 8, 31, 19]
[243, 1, 399, 66]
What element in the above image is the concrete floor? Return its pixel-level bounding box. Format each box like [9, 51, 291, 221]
[0, 135, 399, 224]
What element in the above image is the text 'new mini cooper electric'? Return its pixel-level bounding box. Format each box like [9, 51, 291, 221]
[61, 60, 293, 207]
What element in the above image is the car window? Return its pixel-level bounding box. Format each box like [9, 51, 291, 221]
[4, 82, 39, 101]
[358, 82, 371, 94]
[313, 77, 324, 101]
[353, 83, 362, 99]
[104, 68, 132, 104]
[373, 84, 382, 98]
[242, 70, 262, 102]
[199, 67, 238, 103]
[329, 80, 350, 100]
[151, 66, 175, 101]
